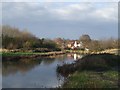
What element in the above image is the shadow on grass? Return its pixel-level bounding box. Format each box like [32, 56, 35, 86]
[57, 53, 120, 88]
[57, 53, 120, 77]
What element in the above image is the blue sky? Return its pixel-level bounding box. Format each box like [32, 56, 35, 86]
[2, 2, 118, 40]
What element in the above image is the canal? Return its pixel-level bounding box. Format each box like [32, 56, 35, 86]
[2, 54, 83, 88]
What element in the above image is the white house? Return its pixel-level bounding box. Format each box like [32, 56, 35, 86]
[74, 41, 83, 48]
[67, 40, 85, 50]
[74, 41, 78, 48]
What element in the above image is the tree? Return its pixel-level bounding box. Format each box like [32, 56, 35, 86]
[99, 38, 118, 50]
[79, 34, 91, 48]
[88, 40, 101, 51]
[54, 38, 65, 49]
[43, 39, 60, 51]
[79, 34, 91, 42]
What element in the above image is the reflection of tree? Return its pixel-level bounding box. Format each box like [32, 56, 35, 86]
[0, 57, 2, 75]
[41, 55, 66, 66]
[57, 55, 67, 61]
[2, 55, 68, 76]
[55, 55, 67, 63]
[56, 71, 65, 87]
[2, 59, 42, 76]
[41, 58, 56, 66]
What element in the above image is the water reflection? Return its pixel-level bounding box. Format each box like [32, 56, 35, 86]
[67, 54, 83, 60]
[2, 54, 83, 88]
[0, 68, 1, 89]
[2, 59, 42, 76]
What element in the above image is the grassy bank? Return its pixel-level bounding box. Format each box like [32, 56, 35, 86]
[63, 71, 118, 88]
[65, 48, 119, 55]
[57, 53, 120, 88]
[2, 51, 66, 60]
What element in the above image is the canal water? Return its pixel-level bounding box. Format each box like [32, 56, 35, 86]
[2, 54, 83, 88]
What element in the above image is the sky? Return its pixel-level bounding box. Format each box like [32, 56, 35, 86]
[2, 1, 118, 40]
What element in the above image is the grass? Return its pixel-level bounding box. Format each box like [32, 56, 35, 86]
[2, 52, 47, 56]
[2, 51, 65, 56]
[63, 71, 119, 88]
[57, 53, 120, 88]
[2, 51, 66, 61]
[102, 71, 118, 81]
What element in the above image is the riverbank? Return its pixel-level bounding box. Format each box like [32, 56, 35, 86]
[1, 48, 119, 61]
[2, 51, 66, 60]
[57, 53, 120, 88]
[66, 48, 119, 55]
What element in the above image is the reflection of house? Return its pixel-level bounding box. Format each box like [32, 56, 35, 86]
[73, 54, 83, 60]
[67, 53, 83, 60]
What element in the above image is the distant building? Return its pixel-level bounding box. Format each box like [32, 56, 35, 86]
[67, 41, 83, 49]
[67, 41, 74, 48]
[67, 40, 90, 51]
[74, 41, 82, 48]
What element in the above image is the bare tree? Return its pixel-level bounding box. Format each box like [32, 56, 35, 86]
[79, 34, 91, 48]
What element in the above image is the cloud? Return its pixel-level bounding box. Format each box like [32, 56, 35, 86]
[2, 2, 118, 39]
[2, 2, 117, 22]
[49, 3, 93, 20]
[90, 3, 118, 21]
[2, 0, 119, 2]
[49, 3, 117, 22]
